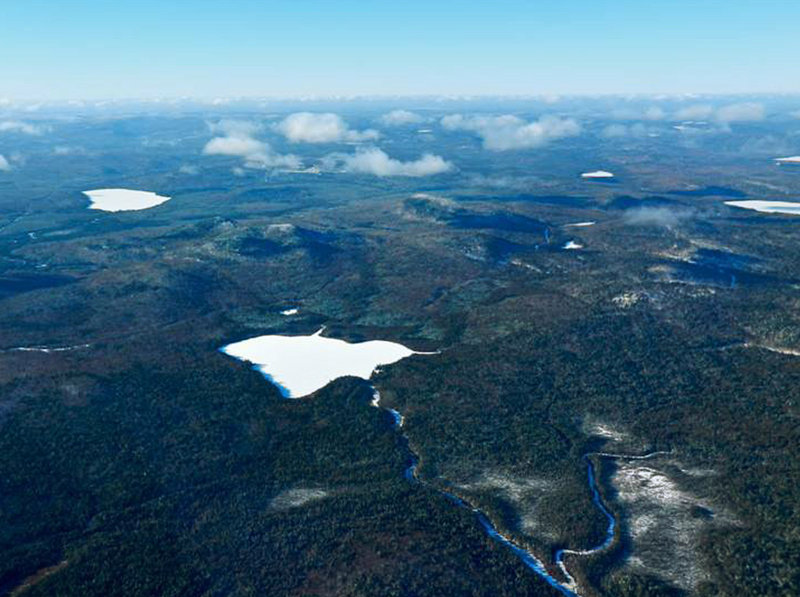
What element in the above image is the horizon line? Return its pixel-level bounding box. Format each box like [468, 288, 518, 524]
[3, 92, 800, 105]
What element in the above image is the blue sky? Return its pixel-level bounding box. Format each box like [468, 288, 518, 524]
[3, 0, 799, 99]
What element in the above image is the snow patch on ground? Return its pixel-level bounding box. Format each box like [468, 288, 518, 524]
[410, 192, 457, 207]
[269, 487, 328, 511]
[459, 471, 553, 536]
[744, 342, 800, 356]
[509, 258, 542, 272]
[612, 461, 718, 591]
[267, 223, 296, 233]
[585, 421, 629, 443]
[5, 344, 90, 354]
[612, 292, 645, 308]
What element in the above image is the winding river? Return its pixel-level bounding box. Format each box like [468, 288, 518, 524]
[372, 388, 669, 597]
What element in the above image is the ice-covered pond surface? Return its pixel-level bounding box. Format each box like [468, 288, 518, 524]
[83, 188, 171, 212]
[581, 170, 614, 179]
[725, 200, 800, 215]
[221, 328, 424, 398]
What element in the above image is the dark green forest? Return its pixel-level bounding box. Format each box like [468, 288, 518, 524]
[1, 107, 799, 596]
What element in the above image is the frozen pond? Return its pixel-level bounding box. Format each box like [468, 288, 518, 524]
[725, 200, 800, 215]
[221, 328, 425, 398]
[83, 188, 171, 212]
[581, 170, 614, 179]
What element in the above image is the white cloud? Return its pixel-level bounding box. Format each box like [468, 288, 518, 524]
[53, 145, 85, 155]
[379, 109, 424, 126]
[790, 110, 800, 119]
[610, 106, 665, 121]
[669, 102, 764, 130]
[601, 124, 629, 138]
[0, 155, 11, 172]
[178, 164, 199, 175]
[624, 207, 692, 228]
[739, 135, 791, 156]
[327, 147, 453, 177]
[203, 119, 300, 169]
[643, 106, 666, 121]
[6, 152, 26, 167]
[208, 119, 261, 137]
[275, 112, 379, 143]
[203, 135, 267, 158]
[601, 123, 657, 138]
[441, 114, 580, 150]
[467, 174, 543, 190]
[0, 120, 49, 135]
[715, 102, 765, 123]
[674, 104, 714, 120]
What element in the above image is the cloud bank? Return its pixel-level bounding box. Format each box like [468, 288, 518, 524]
[0, 120, 49, 135]
[674, 104, 715, 120]
[379, 110, 424, 126]
[714, 102, 765, 123]
[203, 119, 300, 169]
[643, 106, 666, 121]
[53, 145, 86, 156]
[441, 114, 580, 150]
[673, 102, 764, 124]
[601, 123, 660, 138]
[0, 155, 10, 172]
[275, 113, 379, 143]
[610, 106, 666, 121]
[204, 135, 266, 157]
[326, 147, 452, 177]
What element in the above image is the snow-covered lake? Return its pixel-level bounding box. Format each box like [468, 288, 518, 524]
[82, 188, 171, 212]
[725, 200, 800, 215]
[220, 328, 426, 398]
[581, 170, 614, 179]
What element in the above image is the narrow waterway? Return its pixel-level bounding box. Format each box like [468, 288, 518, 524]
[372, 388, 670, 597]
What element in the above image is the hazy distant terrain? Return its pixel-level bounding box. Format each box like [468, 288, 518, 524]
[1, 96, 799, 597]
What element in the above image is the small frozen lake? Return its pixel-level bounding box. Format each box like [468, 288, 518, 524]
[581, 170, 614, 179]
[221, 328, 426, 398]
[83, 188, 171, 212]
[725, 200, 800, 215]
